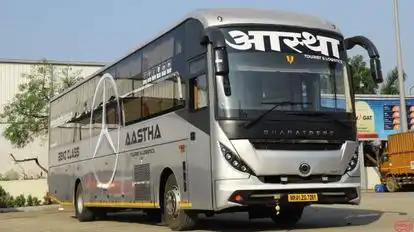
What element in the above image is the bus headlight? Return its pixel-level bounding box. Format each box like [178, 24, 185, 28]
[346, 151, 359, 173]
[219, 143, 254, 175]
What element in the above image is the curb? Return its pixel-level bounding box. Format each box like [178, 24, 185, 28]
[362, 189, 376, 193]
[0, 204, 60, 213]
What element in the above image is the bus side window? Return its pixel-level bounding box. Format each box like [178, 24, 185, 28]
[190, 74, 208, 110]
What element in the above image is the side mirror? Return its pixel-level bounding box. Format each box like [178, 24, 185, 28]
[370, 58, 383, 84]
[201, 27, 230, 75]
[201, 27, 231, 96]
[344, 36, 384, 84]
[214, 47, 231, 96]
[214, 47, 229, 75]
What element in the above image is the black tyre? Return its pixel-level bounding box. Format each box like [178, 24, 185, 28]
[74, 183, 95, 222]
[269, 205, 304, 228]
[162, 174, 197, 231]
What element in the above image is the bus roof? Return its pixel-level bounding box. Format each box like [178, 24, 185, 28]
[51, 8, 341, 102]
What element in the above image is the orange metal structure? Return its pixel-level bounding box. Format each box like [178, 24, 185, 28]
[380, 131, 414, 192]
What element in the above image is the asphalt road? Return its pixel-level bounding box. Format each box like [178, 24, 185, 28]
[1, 192, 413, 232]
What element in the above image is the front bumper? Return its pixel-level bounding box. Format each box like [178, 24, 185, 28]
[214, 176, 361, 211]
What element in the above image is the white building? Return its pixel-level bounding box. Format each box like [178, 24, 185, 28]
[0, 58, 105, 179]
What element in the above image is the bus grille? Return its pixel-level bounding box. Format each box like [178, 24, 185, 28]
[250, 140, 343, 151]
[258, 175, 342, 184]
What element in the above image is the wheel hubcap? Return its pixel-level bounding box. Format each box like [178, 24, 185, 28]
[165, 186, 181, 218]
[387, 177, 397, 191]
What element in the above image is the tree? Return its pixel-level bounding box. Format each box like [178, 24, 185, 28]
[348, 55, 378, 94]
[0, 59, 83, 148]
[379, 66, 407, 95]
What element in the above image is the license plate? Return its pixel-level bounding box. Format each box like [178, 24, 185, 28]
[288, 193, 318, 202]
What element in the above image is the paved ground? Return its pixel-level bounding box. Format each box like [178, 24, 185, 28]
[1, 192, 413, 232]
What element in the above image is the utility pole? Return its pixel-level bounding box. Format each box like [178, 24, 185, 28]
[393, 0, 408, 132]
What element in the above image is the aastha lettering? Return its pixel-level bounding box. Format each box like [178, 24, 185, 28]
[125, 124, 162, 146]
[225, 30, 341, 59]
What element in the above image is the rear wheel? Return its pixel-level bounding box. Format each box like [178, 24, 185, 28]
[162, 174, 197, 231]
[74, 183, 95, 222]
[269, 205, 304, 228]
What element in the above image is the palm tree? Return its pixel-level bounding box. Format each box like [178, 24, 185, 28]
[348, 55, 378, 94]
[380, 67, 407, 94]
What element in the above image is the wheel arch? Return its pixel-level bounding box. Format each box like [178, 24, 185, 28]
[159, 167, 175, 208]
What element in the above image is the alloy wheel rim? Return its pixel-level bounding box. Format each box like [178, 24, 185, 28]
[165, 186, 181, 219]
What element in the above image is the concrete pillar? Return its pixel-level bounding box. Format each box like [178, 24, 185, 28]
[359, 141, 368, 190]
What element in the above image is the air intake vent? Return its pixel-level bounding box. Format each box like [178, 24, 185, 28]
[133, 164, 151, 201]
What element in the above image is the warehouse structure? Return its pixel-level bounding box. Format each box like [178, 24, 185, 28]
[0, 58, 105, 179]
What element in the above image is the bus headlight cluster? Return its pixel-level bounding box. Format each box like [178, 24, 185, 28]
[346, 152, 359, 173]
[219, 143, 254, 175]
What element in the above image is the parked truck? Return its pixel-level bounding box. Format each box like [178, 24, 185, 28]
[380, 131, 414, 192]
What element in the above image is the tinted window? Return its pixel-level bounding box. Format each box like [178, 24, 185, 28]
[123, 75, 186, 125]
[50, 19, 205, 148]
[185, 19, 205, 59]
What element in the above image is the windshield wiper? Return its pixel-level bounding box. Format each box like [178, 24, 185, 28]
[244, 101, 311, 129]
[287, 112, 351, 128]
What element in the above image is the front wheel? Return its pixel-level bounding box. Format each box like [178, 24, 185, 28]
[269, 205, 304, 228]
[162, 174, 197, 231]
[74, 183, 95, 222]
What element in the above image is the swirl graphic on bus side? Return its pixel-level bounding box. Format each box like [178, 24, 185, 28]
[89, 73, 122, 189]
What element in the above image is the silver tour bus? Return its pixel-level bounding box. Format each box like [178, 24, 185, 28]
[48, 8, 383, 231]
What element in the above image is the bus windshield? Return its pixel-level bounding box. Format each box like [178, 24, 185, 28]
[216, 26, 353, 119]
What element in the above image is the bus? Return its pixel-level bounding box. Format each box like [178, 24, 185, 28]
[48, 8, 384, 230]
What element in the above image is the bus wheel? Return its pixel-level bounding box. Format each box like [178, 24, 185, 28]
[74, 183, 95, 222]
[269, 205, 304, 228]
[162, 174, 197, 231]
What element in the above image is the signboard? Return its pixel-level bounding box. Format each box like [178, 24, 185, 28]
[354, 96, 414, 140]
[355, 101, 377, 139]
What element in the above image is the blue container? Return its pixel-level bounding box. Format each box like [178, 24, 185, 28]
[374, 184, 388, 192]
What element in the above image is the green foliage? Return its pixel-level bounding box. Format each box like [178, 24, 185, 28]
[14, 194, 26, 207]
[348, 55, 378, 94]
[380, 67, 407, 95]
[26, 194, 41, 206]
[0, 186, 15, 208]
[0, 186, 50, 208]
[25, 194, 33, 206]
[0, 59, 83, 148]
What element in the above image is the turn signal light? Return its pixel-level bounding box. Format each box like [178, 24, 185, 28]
[234, 194, 243, 202]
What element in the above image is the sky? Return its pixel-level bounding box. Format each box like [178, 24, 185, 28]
[1, 0, 413, 93]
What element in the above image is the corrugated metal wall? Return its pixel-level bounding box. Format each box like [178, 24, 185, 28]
[0, 61, 103, 178]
